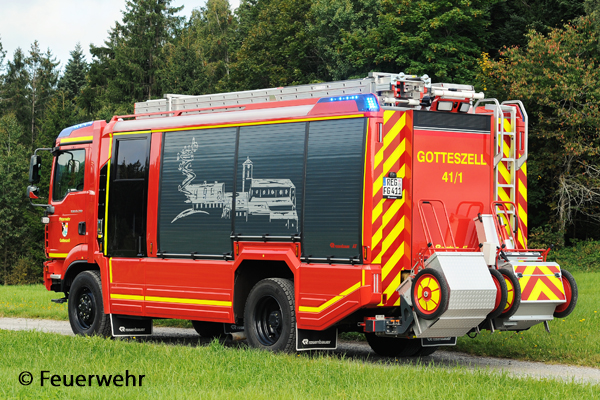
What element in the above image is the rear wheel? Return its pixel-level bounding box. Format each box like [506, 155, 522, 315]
[554, 269, 578, 318]
[68, 271, 111, 336]
[498, 268, 521, 318]
[365, 334, 422, 357]
[411, 268, 449, 320]
[191, 321, 225, 339]
[244, 278, 296, 352]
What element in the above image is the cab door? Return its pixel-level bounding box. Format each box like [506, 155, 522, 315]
[47, 145, 90, 258]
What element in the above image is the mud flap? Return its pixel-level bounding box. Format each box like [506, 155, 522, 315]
[110, 314, 153, 337]
[296, 327, 337, 351]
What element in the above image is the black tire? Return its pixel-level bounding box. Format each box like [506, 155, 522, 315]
[244, 278, 296, 352]
[411, 268, 449, 320]
[191, 321, 225, 339]
[498, 268, 521, 318]
[68, 271, 111, 336]
[554, 269, 578, 318]
[365, 333, 422, 357]
[414, 346, 439, 357]
[488, 268, 508, 319]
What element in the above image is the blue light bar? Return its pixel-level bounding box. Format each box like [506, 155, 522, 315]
[58, 121, 94, 138]
[317, 94, 380, 112]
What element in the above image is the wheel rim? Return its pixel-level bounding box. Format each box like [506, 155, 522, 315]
[76, 287, 95, 329]
[253, 295, 283, 346]
[503, 276, 515, 313]
[414, 273, 442, 315]
[555, 275, 572, 313]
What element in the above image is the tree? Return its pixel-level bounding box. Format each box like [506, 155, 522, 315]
[0, 114, 42, 284]
[2, 48, 30, 131]
[306, 0, 381, 81]
[363, 0, 500, 83]
[83, 0, 184, 115]
[26, 42, 60, 147]
[482, 16, 600, 241]
[487, 0, 586, 55]
[57, 43, 88, 101]
[231, 0, 319, 89]
[161, 0, 237, 95]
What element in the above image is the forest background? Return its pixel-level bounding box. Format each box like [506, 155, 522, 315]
[1, 0, 599, 284]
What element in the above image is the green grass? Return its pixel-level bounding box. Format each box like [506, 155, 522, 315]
[0, 330, 597, 399]
[454, 271, 600, 367]
[0, 285, 191, 328]
[1, 273, 598, 367]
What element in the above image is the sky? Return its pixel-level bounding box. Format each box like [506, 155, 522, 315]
[0, 0, 240, 71]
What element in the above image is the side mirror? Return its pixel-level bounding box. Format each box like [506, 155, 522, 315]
[27, 185, 40, 200]
[29, 155, 41, 183]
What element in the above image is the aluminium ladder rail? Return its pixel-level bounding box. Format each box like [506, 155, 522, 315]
[134, 72, 482, 117]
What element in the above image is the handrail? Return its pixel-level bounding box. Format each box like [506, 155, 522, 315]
[418, 199, 458, 252]
[502, 100, 528, 170]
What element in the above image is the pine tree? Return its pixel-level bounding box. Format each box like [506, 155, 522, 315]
[84, 0, 184, 115]
[161, 0, 236, 95]
[57, 43, 88, 101]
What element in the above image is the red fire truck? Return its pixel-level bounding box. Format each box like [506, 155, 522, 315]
[27, 72, 577, 356]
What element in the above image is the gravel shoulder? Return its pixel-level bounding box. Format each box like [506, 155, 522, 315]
[2, 317, 599, 384]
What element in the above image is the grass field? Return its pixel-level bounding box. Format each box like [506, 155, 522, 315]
[0, 330, 597, 399]
[0, 272, 598, 367]
[454, 271, 600, 367]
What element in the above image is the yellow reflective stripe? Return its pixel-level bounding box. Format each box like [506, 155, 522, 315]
[382, 114, 404, 153]
[382, 242, 404, 281]
[110, 293, 232, 307]
[113, 130, 151, 136]
[518, 202, 528, 228]
[383, 138, 406, 173]
[518, 178, 527, 202]
[498, 188, 511, 202]
[383, 272, 401, 303]
[373, 172, 383, 195]
[521, 162, 527, 176]
[104, 159, 111, 255]
[374, 216, 405, 265]
[109, 258, 113, 283]
[374, 149, 383, 168]
[60, 136, 93, 144]
[383, 110, 395, 124]
[48, 253, 68, 258]
[110, 294, 144, 301]
[498, 162, 511, 185]
[372, 199, 384, 223]
[362, 269, 365, 286]
[299, 281, 361, 313]
[145, 296, 231, 307]
[158, 114, 365, 133]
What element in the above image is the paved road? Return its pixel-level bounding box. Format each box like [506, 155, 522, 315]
[2, 317, 599, 384]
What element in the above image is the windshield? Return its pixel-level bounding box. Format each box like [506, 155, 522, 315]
[53, 149, 86, 201]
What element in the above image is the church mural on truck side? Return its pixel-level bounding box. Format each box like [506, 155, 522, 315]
[171, 137, 299, 230]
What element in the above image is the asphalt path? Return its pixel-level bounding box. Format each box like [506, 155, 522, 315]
[1, 317, 599, 384]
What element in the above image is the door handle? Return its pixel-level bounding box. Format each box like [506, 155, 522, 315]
[78, 221, 86, 235]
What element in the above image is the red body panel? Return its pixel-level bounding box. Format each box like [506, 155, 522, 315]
[44, 97, 519, 331]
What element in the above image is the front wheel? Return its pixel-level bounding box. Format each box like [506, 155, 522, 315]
[244, 278, 296, 352]
[68, 271, 111, 336]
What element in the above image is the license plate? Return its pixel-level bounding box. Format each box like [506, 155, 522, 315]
[383, 177, 402, 199]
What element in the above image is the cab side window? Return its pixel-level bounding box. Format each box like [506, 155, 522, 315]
[53, 149, 86, 201]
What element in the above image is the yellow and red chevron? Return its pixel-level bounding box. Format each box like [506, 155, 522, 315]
[514, 264, 565, 301]
[372, 110, 412, 307]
